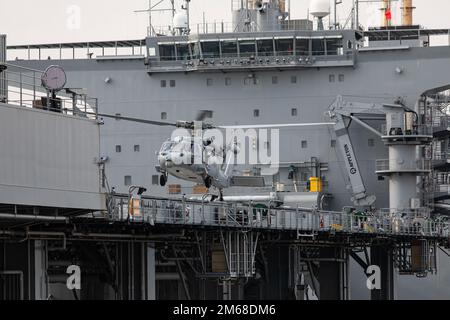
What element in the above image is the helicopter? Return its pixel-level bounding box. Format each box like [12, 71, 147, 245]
[92, 110, 333, 200]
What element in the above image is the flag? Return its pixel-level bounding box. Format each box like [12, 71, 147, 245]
[385, 8, 392, 21]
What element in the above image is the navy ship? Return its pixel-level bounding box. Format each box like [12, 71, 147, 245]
[1, 0, 450, 300]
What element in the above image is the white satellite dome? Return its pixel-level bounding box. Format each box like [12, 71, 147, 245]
[173, 12, 188, 29]
[309, 0, 330, 18]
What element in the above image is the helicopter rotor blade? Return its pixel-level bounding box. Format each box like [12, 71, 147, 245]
[218, 123, 334, 130]
[92, 112, 178, 127]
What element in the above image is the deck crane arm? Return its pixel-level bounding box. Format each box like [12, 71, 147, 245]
[327, 96, 406, 207]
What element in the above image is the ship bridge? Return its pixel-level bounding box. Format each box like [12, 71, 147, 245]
[145, 29, 360, 74]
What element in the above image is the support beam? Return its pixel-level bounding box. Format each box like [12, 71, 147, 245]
[370, 246, 394, 300]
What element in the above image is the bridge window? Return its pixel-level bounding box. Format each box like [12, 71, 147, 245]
[257, 39, 274, 56]
[176, 43, 190, 61]
[326, 38, 343, 55]
[221, 40, 238, 58]
[161, 112, 167, 120]
[338, 74, 345, 82]
[152, 175, 159, 185]
[312, 39, 325, 56]
[329, 74, 335, 82]
[272, 76, 278, 84]
[239, 39, 256, 58]
[161, 80, 167, 88]
[291, 108, 298, 116]
[170, 80, 176, 87]
[295, 39, 309, 56]
[116, 145, 122, 153]
[331, 140, 337, 148]
[275, 38, 294, 56]
[159, 44, 176, 61]
[134, 145, 140, 152]
[124, 176, 132, 186]
[254, 109, 260, 117]
[201, 41, 220, 59]
[291, 76, 298, 84]
[190, 42, 201, 59]
[301, 140, 308, 149]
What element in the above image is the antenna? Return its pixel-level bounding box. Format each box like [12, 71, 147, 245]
[134, 0, 176, 36]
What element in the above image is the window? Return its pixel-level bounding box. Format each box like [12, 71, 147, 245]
[116, 145, 122, 153]
[159, 44, 176, 61]
[134, 145, 140, 152]
[176, 43, 190, 61]
[329, 74, 335, 83]
[291, 108, 298, 117]
[198, 110, 213, 119]
[291, 76, 298, 84]
[148, 47, 156, 56]
[152, 175, 159, 186]
[368, 139, 375, 147]
[221, 40, 238, 58]
[207, 78, 213, 86]
[326, 38, 343, 56]
[225, 77, 232, 86]
[244, 76, 259, 85]
[170, 80, 176, 87]
[239, 40, 256, 58]
[275, 38, 294, 56]
[312, 39, 325, 56]
[190, 42, 201, 59]
[257, 39, 274, 56]
[301, 140, 308, 149]
[295, 39, 309, 56]
[161, 112, 167, 120]
[338, 74, 345, 82]
[124, 175, 132, 186]
[161, 80, 167, 88]
[331, 140, 337, 148]
[254, 109, 260, 117]
[201, 41, 220, 59]
[272, 76, 278, 84]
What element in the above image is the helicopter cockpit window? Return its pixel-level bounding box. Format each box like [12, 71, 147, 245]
[161, 141, 175, 153]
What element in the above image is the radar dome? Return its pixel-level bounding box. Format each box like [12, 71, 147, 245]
[173, 12, 188, 29]
[310, 0, 330, 18]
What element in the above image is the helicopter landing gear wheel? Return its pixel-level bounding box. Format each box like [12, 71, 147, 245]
[204, 176, 212, 189]
[160, 174, 167, 187]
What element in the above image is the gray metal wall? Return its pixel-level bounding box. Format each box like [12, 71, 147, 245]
[0, 102, 105, 210]
[0, 35, 6, 102]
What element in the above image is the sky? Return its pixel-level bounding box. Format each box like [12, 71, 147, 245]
[0, 0, 450, 45]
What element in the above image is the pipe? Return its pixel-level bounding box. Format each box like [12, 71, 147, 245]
[0, 213, 68, 222]
[222, 195, 278, 202]
[401, 0, 414, 26]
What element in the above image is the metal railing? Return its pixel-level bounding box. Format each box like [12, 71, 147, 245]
[376, 159, 432, 172]
[381, 124, 433, 137]
[0, 271, 24, 300]
[0, 63, 98, 119]
[108, 195, 450, 239]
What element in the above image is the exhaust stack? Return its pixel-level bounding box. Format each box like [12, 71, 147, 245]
[401, 0, 415, 26]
